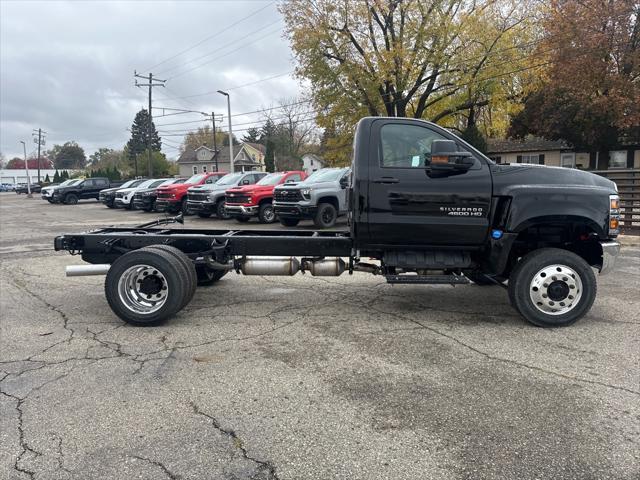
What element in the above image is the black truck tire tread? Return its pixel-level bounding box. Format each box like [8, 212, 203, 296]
[65, 193, 78, 205]
[145, 245, 197, 308]
[104, 248, 189, 326]
[314, 203, 337, 228]
[508, 248, 596, 327]
[258, 203, 276, 224]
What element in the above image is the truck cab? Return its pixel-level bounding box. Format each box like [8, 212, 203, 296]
[274, 167, 350, 228]
[225, 171, 307, 223]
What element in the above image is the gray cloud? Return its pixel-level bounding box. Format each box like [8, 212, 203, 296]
[0, 0, 302, 160]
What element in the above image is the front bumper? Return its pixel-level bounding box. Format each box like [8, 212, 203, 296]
[599, 240, 620, 275]
[187, 201, 215, 214]
[274, 202, 317, 219]
[225, 204, 258, 217]
[114, 198, 131, 208]
[133, 197, 155, 210]
[155, 199, 181, 212]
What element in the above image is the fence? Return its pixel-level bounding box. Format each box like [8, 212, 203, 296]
[592, 169, 640, 235]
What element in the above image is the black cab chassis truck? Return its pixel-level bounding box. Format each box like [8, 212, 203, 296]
[55, 118, 621, 328]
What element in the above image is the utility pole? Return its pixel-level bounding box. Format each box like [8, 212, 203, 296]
[217, 90, 234, 172]
[19, 141, 32, 197]
[32, 128, 46, 183]
[134, 71, 165, 177]
[210, 112, 222, 172]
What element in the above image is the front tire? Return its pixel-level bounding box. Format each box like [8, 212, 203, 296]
[197, 212, 211, 218]
[314, 203, 337, 228]
[216, 200, 230, 219]
[508, 248, 596, 327]
[64, 193, 78, 205]
[258, 203, 276, 224]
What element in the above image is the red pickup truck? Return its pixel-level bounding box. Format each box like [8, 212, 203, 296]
[155, 172, 226, 214]
[225, 171, 307, 223]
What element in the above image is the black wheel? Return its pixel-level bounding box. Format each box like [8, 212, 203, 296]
[216, 200, 230, 219]
[64, 193, 78, 205]
[279, 218, 300, 227]
[258, 203, 276, 223]
[181, 199, 190, 215]
[466, 271, 506, 286]
[235, 217, 250, 223]
[508, 248, 596, 327]
[145, 244, 197, 309]
[104, 248, 189, 326]
[314, 203, 337, 228]
[106, 202, 115, 208]
[195, 265, 228, 286]
[197, 212, 211, 218]
[46, 199, 53, 203]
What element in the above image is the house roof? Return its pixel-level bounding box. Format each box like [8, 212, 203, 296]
[487, 136, 572, 154]
[245, 142, 266, 154]
[177, 144, 263, 166]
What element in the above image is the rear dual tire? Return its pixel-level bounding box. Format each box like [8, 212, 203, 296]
[508, 248, 596, 328]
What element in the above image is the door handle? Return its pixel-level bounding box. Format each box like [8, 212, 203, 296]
[373, 177, 399, 184]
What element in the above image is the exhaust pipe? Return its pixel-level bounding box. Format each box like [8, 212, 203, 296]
[240, 257, 300, 276]
[66, 264, 110, 277]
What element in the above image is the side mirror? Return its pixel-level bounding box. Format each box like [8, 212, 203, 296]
[427, 140, 474, 176]
[242, 179, 250, 185]
[339, 176, 349, 189]
[285, 179, 295, 184]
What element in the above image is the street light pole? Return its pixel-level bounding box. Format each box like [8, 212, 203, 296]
[19, 140, 32, 198]
[217, 90, 234, 173]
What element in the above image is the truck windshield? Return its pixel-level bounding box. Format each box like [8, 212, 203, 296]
[216, 173, 244, 186]
[186, 174, 207, 184]
[119, 179, 140, 189]
[136, 179, 156, 189]
[149, 179, 169, 188]
[257, 173, 286, 186]
[302, 169, 345, 184]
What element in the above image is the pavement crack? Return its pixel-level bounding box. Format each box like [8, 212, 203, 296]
[132, 454, 181, 480]
[1, 391, 42, 480]
[191, 401, 279, 480]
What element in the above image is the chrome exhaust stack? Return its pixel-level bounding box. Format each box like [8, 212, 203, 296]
[66, 264, 110, 277]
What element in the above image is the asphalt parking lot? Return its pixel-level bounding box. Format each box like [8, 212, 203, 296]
[1, 192, 639, 480]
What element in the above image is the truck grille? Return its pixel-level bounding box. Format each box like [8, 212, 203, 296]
[157, 192, 172, 199]
[188, 193, 208, 202]
[274, 189, 302, 202]
[225, 193, 251, 204]
[133, 192, 144, 201]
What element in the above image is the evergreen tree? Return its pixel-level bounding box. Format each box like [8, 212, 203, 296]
[53, 170, 60, 183]
[461, 125, 487, 154]
[61, 170, 69, 180]
[264, 140, 275, 172]
[44, 174, 50, 183]
[242, 127, 261, 144]
[127, 109, 161, 166]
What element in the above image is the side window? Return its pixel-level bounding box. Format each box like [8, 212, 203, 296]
[96, 179, 108, 187]
[83, 180, 94, 187]
[380, 124, 448, 168]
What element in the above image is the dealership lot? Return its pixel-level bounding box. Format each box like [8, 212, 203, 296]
[1, 193, 638, 480]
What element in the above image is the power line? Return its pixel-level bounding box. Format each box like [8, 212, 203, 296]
[144, 1, 276, 72]
[168, 27, 284, 80]
[170, 71, 294, 100]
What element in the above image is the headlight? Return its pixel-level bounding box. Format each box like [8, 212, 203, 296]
[609, 194, 620, 236]
[301, 188, 311, 199]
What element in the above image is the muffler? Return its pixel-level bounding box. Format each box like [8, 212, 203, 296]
[66, 264, 110, 277]
[240, 257, 300, 275]
[303, 258, 346, 276]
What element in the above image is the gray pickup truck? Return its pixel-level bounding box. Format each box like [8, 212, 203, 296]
[186, 171, 267, 218]
[273, 167, 350, 227]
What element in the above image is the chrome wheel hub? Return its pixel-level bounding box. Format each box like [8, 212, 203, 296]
[530, 264, 582, 315]
[118, 264, 168, 314]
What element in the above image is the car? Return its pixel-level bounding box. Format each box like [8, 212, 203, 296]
[186, 172, 267, 218]
[155, 172, 227, 214]
[41, 179, 83, 202]
[132, 178, 187, 212]
[0, 183, 16, 192]
[99, 179, 146, 208]
[114, 178, 173, 209]
[16, 183, 42, 194]
[274, 167, 350, 227]
[224, 171, 307, 223]
[52, 178, 125, 204]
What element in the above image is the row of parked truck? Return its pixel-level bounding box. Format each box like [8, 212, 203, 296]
[40, 167, 351, 228]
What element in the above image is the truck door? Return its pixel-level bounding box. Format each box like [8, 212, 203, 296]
[80, 179, 95, 199]
[367, 119, 492, 246]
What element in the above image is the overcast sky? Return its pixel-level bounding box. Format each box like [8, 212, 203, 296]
[0, 0, 304, 161]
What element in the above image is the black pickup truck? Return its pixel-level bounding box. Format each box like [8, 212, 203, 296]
[55, 117, 620, 328]
[52, 177, 125, 204]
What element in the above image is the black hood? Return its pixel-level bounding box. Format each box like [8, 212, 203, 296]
[491, 164, 617, 196]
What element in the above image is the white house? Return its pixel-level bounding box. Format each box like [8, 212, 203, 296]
[301, 154, 326, 175]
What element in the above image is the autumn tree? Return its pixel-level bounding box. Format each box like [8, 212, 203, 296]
[280, 0, 539, 162]
[48, 142, 86, 169]
[180, 125, 229, 153]
[509, 0, 640, 156]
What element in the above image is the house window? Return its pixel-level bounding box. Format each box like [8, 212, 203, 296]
[192, 166, 198, 175]
[203, 165, 207, 173]
[561, 153, 575, 168]
[489, 156, 502, 164]
[609, 150, 627, 169]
